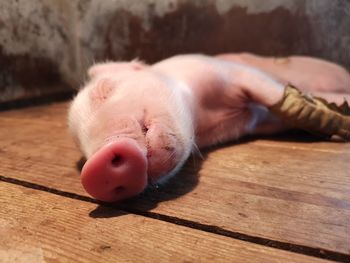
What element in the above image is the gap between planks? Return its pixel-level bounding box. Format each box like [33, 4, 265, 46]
[1, 180, 332, 263]
[1, 174, 349, 262]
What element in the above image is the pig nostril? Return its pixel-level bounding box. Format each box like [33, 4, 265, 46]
[111, 155, 123, 166]
[114, 186, 125, 195]
[142, 124, 149, 135]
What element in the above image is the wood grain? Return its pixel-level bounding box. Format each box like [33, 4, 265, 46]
[1, 102, 350, 256]
[0, 103, 83, 194]
[1, 182, 329, 263]
[140, 144, 350, 253]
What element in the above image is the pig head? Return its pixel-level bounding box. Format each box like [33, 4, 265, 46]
[69, 60, 195, 202]
[69, 54, 350, 202]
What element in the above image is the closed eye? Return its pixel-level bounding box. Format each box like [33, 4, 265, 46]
[142, 124, 149, 135]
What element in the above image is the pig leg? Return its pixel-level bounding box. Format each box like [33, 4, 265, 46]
[217, 53, 350, 94]
[245, 104, 287, 136]
[245, 88, 350, 137]
[268, 86, 350, 141]
[209, 60, 350, 141]
[236, 79, 350, 140]
[218, 53, 350, 100]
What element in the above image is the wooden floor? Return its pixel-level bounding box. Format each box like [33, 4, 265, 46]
[1, 101, 350, 263]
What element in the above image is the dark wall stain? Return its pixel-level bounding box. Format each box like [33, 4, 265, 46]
[0, 46, 67, 102]
[2, 1, 349, 105]
[104, 3, 313, 64]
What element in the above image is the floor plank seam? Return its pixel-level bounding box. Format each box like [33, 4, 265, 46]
[0, 92, 74, 112]
[1, 174, 349, 262]
[0, 174, 98, 203]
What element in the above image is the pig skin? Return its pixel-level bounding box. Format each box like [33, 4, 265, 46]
[69, 53, 350, 191]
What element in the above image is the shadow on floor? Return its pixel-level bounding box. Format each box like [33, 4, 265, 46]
[88, 152, 206, 218]
[257, 129, 327, 143]
[86, 130, 327, 218]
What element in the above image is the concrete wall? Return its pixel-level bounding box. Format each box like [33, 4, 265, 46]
[1, 0, 349, 103]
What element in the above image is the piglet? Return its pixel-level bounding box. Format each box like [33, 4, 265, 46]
[68, 54, 350, 202]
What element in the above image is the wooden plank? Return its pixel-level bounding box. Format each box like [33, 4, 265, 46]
[1, 102, 350, 255]
[0, 103, 82, 194]
[1, 182, 328, 263]
[253, 134, 350, 154]
[137, 144, 350, 253]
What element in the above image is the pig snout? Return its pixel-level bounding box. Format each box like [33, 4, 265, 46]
[81, 138, 148, 202]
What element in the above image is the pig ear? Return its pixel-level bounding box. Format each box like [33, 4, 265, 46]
[88, 60, 147, 79]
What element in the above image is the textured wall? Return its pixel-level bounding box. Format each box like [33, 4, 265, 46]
[0, 0, 349, 103]
[0, 0, 80, 103]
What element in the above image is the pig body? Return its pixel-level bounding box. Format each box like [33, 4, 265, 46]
[218, 53, 350, 93]
[69, 53, 350, 202]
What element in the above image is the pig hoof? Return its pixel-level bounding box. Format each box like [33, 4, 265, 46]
[269, 85, 350, 141]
